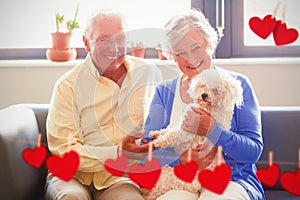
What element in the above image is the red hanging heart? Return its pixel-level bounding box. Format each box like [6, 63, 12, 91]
[128, 159, 161, 190]
[22, 146, 47, 168]
[249, 14, 277, 39]
[174, 160, 198, 183]
[46, 150, 80, 182]
[104, 155, 128, 177]
[273, 20, 299, 46]
[280, 168, 300, 197]
[198, 163, 232, 194]
[256, 164, 280, 187]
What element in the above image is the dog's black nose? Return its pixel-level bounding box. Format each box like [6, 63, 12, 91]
[201, 93, 208, 101]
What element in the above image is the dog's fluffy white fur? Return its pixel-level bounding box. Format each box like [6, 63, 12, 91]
[143, 67, 244, 199]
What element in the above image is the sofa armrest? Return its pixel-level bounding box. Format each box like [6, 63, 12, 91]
[19, 104, 49, 148]
[0, 104, 49, 200]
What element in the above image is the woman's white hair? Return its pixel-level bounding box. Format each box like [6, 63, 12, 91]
[164, 9, 218, 56]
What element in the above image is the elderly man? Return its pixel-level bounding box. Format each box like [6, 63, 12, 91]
[45, 9, 162, 200]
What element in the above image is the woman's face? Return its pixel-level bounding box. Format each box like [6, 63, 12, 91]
[172, 29, 212, 79]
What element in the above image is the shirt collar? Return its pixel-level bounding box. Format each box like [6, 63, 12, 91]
[86, 53, 132, 81]
[86, 53, 100, 80]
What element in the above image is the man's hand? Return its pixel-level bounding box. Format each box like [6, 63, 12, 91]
[180, 145, 217, 170]
[120, 130, 153, 160]
[182, 107, 215, 136]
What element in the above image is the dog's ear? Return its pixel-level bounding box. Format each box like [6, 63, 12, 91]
[187, 86, 195, 100]
[189, 75, 202, 100]
[226, 77, 244, 108]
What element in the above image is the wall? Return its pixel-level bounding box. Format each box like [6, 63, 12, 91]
[0, 58, 299, 109]
[217, 58, 300, 107]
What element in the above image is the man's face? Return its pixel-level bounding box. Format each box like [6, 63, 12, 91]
[86, 16, 126, 75]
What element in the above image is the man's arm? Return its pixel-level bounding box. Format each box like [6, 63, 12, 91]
[47, 79, 118, 173]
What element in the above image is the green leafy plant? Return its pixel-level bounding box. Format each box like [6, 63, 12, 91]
[156, 43, 162, 49]
[55, 3, 80, 33]
[155, 43, 167, 60]
[55, 13, 64, 32]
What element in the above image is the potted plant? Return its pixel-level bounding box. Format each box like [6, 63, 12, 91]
[155, 43, 167, 60]
[129, 41, 146, 58]
[46, 4, 80, 62]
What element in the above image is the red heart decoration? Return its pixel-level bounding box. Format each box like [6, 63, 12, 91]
[104, 155, 128, 177]
[198, 163, 232, 194]
[46, 150, 80, 182]
[22, 146, 47, 168]
[249, 14, 276, 39]
[174, 160, 198, 183]
[128, 159, 161, 190]
[273, 20, 299, 46]
[280, 168, 300, 197]
[256, 164, 280, 187]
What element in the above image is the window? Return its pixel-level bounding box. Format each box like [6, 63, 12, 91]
[244, 0, 300, 46]
[230, 0, 300, 58]
[0, 0, 190, 59]
[1, 0, 299, 59]
[198, 0, 300, 58]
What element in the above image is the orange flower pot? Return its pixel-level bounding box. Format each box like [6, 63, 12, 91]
[46, 32, 77, 62]
[46, 48, 77, 62]
[156, 48, 167, 60]
[130, 48, 146, 58]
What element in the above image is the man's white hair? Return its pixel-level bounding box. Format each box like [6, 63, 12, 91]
[83, 9, 127, 40]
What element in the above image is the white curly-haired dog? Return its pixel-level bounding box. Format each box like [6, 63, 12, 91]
[143, 67, 244, 200]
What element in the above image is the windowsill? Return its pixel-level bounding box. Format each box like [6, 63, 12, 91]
[0, 59, 82, 68]
[213, 57, 300, 66]
[0, 57, 300, 68]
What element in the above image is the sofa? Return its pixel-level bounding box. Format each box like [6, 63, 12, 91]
[0, 104, 300, 200]
[0, 104, 49, 200]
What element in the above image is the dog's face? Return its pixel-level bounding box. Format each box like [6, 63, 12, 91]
[191, 82, 213, 114]
[189, 68, 243, 118]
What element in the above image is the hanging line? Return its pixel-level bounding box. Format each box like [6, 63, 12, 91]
[272, 0, 281, 18]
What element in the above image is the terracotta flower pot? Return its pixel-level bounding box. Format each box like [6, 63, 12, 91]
[46, 32, 77, 62]
[46, 48, 77, 62]
[130, 47, 146, 58]
[156, 48, 167, 60]
[51, 32, 72, 50]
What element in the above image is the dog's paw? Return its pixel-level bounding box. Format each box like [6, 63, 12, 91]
[150, 134, 158, 140]
[152, 138, 168, 149]
[152, 139, 160, 148]
[149, 130, 160, 140]
[152, 138, 162, 147]
[150, 131, 167, 148]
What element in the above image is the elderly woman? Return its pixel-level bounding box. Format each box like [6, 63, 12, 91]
[143, 9, 265, 200]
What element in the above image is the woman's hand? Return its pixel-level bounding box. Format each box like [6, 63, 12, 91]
[182, 106, 215, 136]
[180, 145, 217, 170]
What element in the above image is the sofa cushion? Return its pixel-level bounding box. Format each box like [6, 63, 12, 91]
[0, 105, 47, 200]
[264, 190, 300, 200]
[258, 107, 300, 193]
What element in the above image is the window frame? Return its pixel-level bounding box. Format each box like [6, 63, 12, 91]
[199, 0, 231, 58]
[1, 0, 299, 60]
[199, 0, 300, 58]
